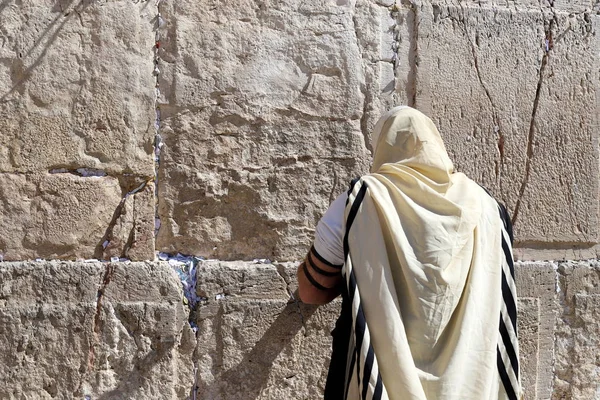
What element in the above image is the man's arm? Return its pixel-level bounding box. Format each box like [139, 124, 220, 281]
[297, 247, 343, 305]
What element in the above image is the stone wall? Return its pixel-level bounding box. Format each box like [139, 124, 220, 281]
[0, 0, 598, 399]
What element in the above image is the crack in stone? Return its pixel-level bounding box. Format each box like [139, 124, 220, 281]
[451, 9, 504, 182]
[93, 180, 149, 259]
[89, 262, 115, 371]
[121, 194, 137, 259]
[93, 196, 128, 259]
[275, 263, 293, 300]
[94, 263, 115, 332]
[512, 14, 556, 226]
[190, 361, 199, 400]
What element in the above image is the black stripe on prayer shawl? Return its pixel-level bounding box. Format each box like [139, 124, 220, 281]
[353, 273, 382, 400]
[348, 177, 361, 196]
[342, 181, 384, 400]
[374, 371, 383, 399]
[342, 178, 363, 400]
[496, 202, 520, 400]
[343, 184, 368, 258]
[350, 272, 365, 388]
[324, 178, 363, 400]
[310, 247, 343, 271]
[498, 202, 514, 243]
[499, 316, 519, 380]
[343, 183, 368, 366]
[361, 329, 375, 400]
[501, 235, 516, 280]
[501, 269, 518, 332]
[497, 347, 518, 400]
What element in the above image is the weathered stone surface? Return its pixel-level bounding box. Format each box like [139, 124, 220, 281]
[0, 0, 598, 397]
[0, 0, 155, 176]
[554, 261, 600, 399]
[194, 262, 338, 400]
[413, 3, 599, 248]
[0, 260, 103, 303]
[517, 297, 540, 400]
[0, 260, 595, 399]
[0, 173, 154, 261]
[102, 181, 156, 262]
[391, 5, 415, 105]
[515, 262, 558, 399]
[0, 0, 157, 261]
[156, 110, 366, 260]
[0, 173, 121, 261]
[195, 299, 338, 400]
[155, 0, 398, 260]
[194, 261, 289, 300]
[0, 261, 194, 399]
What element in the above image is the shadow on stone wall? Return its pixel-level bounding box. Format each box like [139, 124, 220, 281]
[195, 298, 329, 400]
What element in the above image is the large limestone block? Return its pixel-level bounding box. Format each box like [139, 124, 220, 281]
[554, 261, 600, 399]
[412, 3, 599, 250]
[194, 262, 339, 400]
[0, 0, 157, 261]
[0, 0, 155, 176]
[194, 261, 290, 300]
[515, 262, 558, 399]
[0, 173, 154, 261]
[0, 260, 103, 303]
[0, 261, 194, 399]
[156, 0, 399, 260]
[156, 111, 366, 261]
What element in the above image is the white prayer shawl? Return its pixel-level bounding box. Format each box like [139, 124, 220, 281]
[333, 107, 520, 400]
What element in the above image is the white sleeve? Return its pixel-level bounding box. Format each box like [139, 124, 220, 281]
[313, 191, 348, 266]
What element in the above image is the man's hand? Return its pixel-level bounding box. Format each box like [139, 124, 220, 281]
[296, 247, 342, 305]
